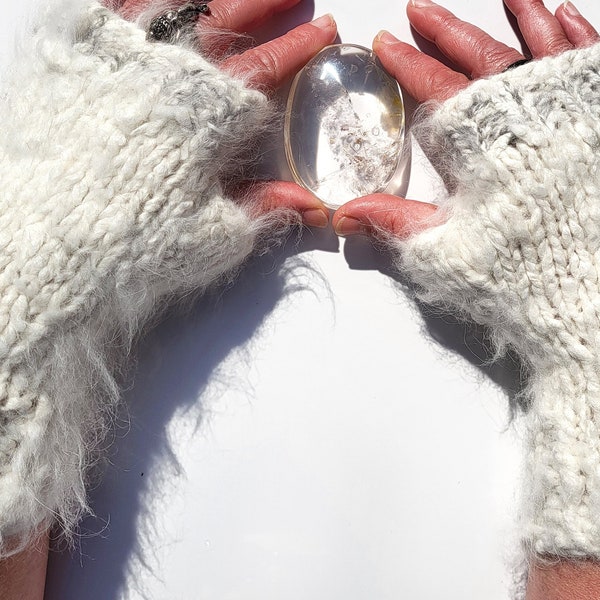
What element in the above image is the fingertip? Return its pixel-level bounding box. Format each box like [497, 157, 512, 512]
[302, 208, 330, 228]
[334, 216, 371, 237]
[406, 0, 438, 16]
[332, 199, 367, 235]
[306, 13, 337, 51]
[554, 1, 574, 22]
[554, 2, 565, 22]
[373, 30, 399, 52]
[309, 13, 337, 35]
[554, 1, 600, 47]
[558, 1, 581, 18]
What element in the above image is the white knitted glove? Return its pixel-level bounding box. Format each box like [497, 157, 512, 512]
[398, 44, 600, 559]
[0, 0, 274, 555]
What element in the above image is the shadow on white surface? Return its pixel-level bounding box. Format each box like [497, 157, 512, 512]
[342, 234, 527, 412]
[44, 228, 339, 600]
[44, 224, 525, 600]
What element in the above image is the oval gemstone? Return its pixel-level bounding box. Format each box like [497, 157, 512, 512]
[285, 44, 405, 209]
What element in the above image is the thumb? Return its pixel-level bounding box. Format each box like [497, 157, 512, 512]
[236, 180, 329, 228]
[332, 194, 438, 239]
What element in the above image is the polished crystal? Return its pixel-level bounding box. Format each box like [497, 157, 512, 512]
[285, 44, 405, 209]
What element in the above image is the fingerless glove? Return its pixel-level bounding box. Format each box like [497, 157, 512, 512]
[0, 0, 272, 556]
[398, 44, 600, 559]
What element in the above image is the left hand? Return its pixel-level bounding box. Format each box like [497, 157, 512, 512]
[119, 0, 338, 228]
[332, 0, 599, 238]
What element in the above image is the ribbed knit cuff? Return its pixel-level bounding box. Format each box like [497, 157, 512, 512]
[0, 0, 273, 557]
[523, 361, 600, 558]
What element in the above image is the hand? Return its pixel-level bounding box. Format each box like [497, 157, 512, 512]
[0, 0, 337, 570]
[331, 3, 600, 598]
[119, 0, 337, 228]
[332, 0, 599, 237]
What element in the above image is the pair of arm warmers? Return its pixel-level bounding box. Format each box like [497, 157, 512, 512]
[1, 0, 599, 566]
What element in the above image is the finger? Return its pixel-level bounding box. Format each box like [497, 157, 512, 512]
[504, 0, 573, 57]
[121, 0, 299, 31]
[333, 195, 438, 238]
[406, 0, 524, 78]
[222, 15, 337, 91]
[373, 31, 469, 103]
[555, 1, 600, 48]
[242, 181, 329, 228]
[206, 0, 299, 33]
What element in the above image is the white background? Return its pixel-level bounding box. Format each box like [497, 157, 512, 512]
[1, 0, 595, 599]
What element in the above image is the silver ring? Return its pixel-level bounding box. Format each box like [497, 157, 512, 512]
[147, 1, 213, 43]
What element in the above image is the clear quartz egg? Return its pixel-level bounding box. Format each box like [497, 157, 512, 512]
[285, 44, 405, 209]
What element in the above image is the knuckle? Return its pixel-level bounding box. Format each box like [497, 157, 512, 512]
[475, 45, 522, 73]
[291, 27, 317, 49]
[252, 47, 281, 82]
[425, 70, 461, 97]
[376, 209, 408, 237]
[206, 4, 235, 30]
[381, 212, 401, 232]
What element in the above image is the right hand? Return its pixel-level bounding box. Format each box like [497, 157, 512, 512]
[332, 0, 599, 238]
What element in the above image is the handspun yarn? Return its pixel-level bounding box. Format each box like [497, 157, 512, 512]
[0, 0, 272, 557]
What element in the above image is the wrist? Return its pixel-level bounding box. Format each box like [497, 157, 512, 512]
[527, 558, 600, 600]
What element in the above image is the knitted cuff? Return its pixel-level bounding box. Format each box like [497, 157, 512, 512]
[524, 362, 600, 558]
[395, 43, 600, 559]
[0, 0, 273, 555]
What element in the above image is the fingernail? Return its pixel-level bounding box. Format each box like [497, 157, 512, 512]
[563, 1, 581, 17]
[311, 14, 335, 30]
[374, 30, 399, 46]
[303, 208, 329, 228]
[410, 0, 436, 7]
[334, 216, 370, 237]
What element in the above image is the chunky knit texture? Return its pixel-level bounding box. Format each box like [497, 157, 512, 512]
[397, 43, 600, 559]
[0, 0, 273, 556]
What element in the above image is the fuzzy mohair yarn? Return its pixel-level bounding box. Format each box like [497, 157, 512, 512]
[4, 0, 600, 574]
[397, 43, 600, 560]
[0, 0, 276, 557]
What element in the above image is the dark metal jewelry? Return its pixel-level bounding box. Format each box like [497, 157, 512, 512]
[147, 1, 213, 43]
[503, 58, 532, 72]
